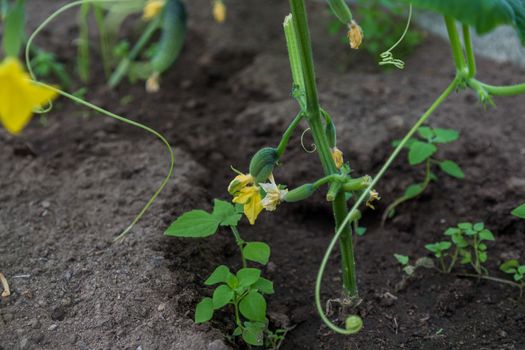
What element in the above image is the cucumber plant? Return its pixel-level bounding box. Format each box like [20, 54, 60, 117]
[382, 126, 464, 224]
[165, 199, 288, 347]
[500, 259, 525, 296]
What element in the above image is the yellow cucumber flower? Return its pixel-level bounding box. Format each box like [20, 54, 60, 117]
[213, 0, 226, 23]
[228, 172, 254, 195]
[347, 20, 363, 49]
[0, 58, 58, 135]
[259, 174, 287, 211]
[232, 186, 263, 225]
[366, 189, 380, 209]
[331, 147, 344, 169]
[143, 0, 165, 20]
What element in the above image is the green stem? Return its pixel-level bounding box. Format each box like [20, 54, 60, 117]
[444, 17, 466, 74]
[289, 0, 357, 297]
[25, 0, 175, 242]
[108, 16, 161, 88]
[462, 25, 476, 78]
[93, 4, 111, 78]
[447, 247, 458, 273]
[77, 1, 91, 82]
[276, 112, 304, 157]
[473, 236, 481, 275]
[472, 79, 525, 96]
[231, 226, 247, 268]
[457, 273, 523, 291]
[315, 78, 459, 335]
[382, 158, 432, 224]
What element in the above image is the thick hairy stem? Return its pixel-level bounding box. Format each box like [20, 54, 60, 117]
[444, 17, 466, 74]
[289, 0, 357, 296]
[462, 25, 476, 78]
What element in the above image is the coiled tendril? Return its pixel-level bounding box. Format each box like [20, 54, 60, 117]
[378, 4, 413, 70]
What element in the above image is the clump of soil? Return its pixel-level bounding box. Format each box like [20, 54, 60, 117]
[1, 0, 525, 349]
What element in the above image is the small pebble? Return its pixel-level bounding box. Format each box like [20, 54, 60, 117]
[48, 324, 58, 331]
[157, 303, 166, 312]
[28, 318, 41, 329]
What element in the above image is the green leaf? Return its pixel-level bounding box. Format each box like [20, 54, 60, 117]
[242, 242, 271, 265]
[242, 325, 264, 346]
[433, 128, 460, 143]
[511, 203, 525, 219]
[402, 0, 525, 45]
[356, 226, 367, 236]
[460, 250, 472, 264]
[212, 285, 234, 309]
[438, 241, 452, 250]
[473, 222, 485, 231]
[439, 160, 465, 179]
[479, 251, 488, 263]
[394, 254, 409, 266]
[514, 273, 523, 282]
[500, 259, 520, 273]
[518, 266, 525, 275]
[478, 243, 487, 251]
[237, 268, 261, 288]
[417, 126, 434, 140]
[239, 291, 267, 322]
[165, 210, 219, 238]
[444, 227, 461, 236]
[226, 274, 239, 289]
[479, 229, 495, 241]
[458, 222, 473, 230]
[212, 199, 242, 226]
[2, 0, 25, 57]
[205, 265, 231, 285]
[195, 298, 214, 323]
[252, 278, 274, 295]
[408, 141, 437, 165]
[404, 183, 424, 199]
[233, 327, 243, 336]
[392, 138, 416, 149]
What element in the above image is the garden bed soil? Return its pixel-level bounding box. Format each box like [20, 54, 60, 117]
[1, 0, 525, 349]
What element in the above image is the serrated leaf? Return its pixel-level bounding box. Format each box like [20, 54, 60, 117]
[439, 160, 465, 179]
[417, 126, 434, 140]
[237, 268, 261, 287]
[403, 0, 525, 45]
[409, 141, 437, 165]
[512, 203, 525, 219]
[205, 265, 231, 285]
[479, 229, 495, 241]
[433, 128, 460, 143]
[239, 291, 266, 322]
[404, 183, 424, 199]
[252, 278, 274, 294]
[212, 199, 242, 226]
[394, 254, 409, 266]
[242, 242, 270, 265]
[212, 285, 234, 309]
[195, 298, 214, 323]
[165, 210, 219, 238]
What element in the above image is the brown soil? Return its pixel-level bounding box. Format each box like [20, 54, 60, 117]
[1, 0, 525, 349]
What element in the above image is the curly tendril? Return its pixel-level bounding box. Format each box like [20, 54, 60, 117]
[300, 128, 317, 153]
[25, 0, 175, 242]
[378, 4, 413, 70]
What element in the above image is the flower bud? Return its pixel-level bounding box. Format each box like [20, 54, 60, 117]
[331, 147, 343, 169]
[213, 0, 226, 23]
[348, 20, 364, 49]
[249, 147, 279, 183]
[325, 119, 337, 148]
[283, 184, 315, 203]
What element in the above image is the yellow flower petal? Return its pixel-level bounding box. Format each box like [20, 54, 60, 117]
[0, 58, 58, 135]
[243, 190, 263, 225]
[228, 173, 254, 194]
[143, 0, 165, 20]
[331, 147, 344, 169]
[213, 1, 226, 23]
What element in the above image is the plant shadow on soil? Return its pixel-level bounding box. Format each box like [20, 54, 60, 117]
[1, 0, 525, 349]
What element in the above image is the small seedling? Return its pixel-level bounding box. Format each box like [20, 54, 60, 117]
[394, 253, 434, 276]
[165, 199, 283, 347]
[425, 222, 494, 275]
[500, 259, 525, 297]
[383, 126, 464, 224]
